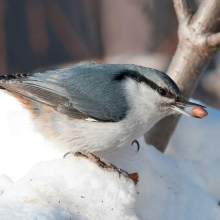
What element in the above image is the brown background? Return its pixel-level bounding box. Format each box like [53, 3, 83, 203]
[0, 0, 178, 74]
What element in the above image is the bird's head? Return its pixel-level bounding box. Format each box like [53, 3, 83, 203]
[113, 65, 204, 121]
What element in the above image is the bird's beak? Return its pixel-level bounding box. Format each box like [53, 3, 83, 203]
[171, 100, 206, 118]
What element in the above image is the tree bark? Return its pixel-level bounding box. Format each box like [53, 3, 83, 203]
[145, 0, 220, 152]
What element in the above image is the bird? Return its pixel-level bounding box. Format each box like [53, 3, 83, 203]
[0, 62, 204, 173]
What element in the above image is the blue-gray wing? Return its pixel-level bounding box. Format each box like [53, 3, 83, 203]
[0, 62, 129, 122]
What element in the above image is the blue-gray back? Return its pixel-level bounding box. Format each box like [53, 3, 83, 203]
[0, 62, 181, 122]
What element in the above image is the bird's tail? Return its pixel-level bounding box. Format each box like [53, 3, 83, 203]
[0, 75, 6, 90]
[0, 74, 18, 90]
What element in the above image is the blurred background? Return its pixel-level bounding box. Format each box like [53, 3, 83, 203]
[0, 0, 219, 108]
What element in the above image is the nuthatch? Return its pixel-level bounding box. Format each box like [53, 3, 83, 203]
[0, 62, 204, 173]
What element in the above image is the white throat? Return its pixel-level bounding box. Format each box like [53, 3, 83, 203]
[121, 79, 170, 139]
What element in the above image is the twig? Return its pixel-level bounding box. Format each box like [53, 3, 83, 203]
[207, 33, 220, 47]
[173, 0, 191, 24]
[191, 0, 220, 33]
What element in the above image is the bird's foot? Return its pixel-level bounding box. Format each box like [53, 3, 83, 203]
[63, 151, 139, 184]
[132, 139, 140, 152]
[75, 152, 128, 177]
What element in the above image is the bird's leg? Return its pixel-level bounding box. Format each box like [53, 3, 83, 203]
[63, 151, 128, 177]
[132, 139, 140, 152]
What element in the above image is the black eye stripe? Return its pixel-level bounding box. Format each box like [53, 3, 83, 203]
[167, 91, 175, 99]
[113, 69, 176, 99]
[157, 88, 176, 99]
[113, 69, 158, 90]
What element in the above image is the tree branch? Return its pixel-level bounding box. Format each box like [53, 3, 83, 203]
[173, 0, 191, 24]
[145, 0, 220, 152]
[207, 33, 220, 47]
[191, 0, 220, 33]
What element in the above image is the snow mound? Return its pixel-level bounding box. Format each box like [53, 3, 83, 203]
[0, 156, 137, 220]
[0, 140, 220, 219]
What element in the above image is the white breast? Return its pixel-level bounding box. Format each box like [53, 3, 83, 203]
[33, 79, 167, 154]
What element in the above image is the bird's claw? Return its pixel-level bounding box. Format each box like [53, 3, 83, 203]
[63, 151, 128, 177]
[63, 151, 138, 184]
[63, 151, 86, 158]
[132, 139, 140, 152]
[85, 153, 128, 177]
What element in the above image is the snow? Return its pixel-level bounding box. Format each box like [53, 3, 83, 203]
[0, 157, 137, 220]
[0, 175, 13, 196]
[0, 91, 61, 182]
[166, 103, 220, 199]
[0, 91, 220, 219]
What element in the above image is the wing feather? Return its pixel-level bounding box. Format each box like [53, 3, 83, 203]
[0, 63, 129, 122]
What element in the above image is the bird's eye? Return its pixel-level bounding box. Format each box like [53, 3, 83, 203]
[158, 88, 167, 96]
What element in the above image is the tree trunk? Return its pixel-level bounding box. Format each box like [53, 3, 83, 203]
[145, 0, 220, 152]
